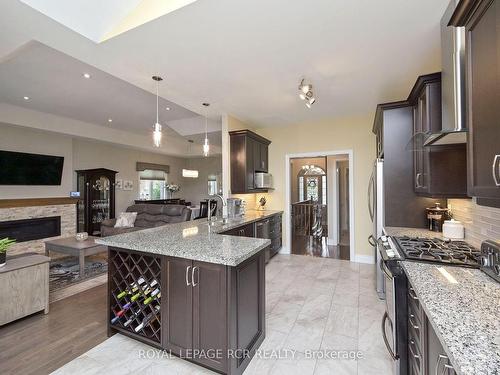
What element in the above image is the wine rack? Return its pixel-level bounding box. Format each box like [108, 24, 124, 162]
[108, 248, 162, 344]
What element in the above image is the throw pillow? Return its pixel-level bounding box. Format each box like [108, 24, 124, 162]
[114, 212, 138, 228]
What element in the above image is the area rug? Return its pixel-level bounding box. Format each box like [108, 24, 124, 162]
[49, 254, 108, 293]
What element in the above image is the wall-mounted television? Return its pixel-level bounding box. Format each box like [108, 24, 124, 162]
[0, 150, 64, 185]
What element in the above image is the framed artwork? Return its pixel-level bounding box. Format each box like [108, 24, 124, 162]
[115, 179, 123, 190]
[123, 180, 133, 191]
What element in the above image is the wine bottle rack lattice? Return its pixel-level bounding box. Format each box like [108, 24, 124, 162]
[109, 249, 162, 343]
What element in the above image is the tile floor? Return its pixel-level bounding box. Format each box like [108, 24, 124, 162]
[51, 254, 393, 375]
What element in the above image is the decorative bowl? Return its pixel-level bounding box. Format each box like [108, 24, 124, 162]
[76, 232, 89, 241]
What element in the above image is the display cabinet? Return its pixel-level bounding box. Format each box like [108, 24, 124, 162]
[76, 168, 118, 236]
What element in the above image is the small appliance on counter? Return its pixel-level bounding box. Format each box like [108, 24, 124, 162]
[480, 240, 500, 283]
[426, 202, 450, 232]
[226, 198, 243, 218]
[442, 219, 465, 240]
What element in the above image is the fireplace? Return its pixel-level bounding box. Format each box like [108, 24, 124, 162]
[0, 216, 61, 242]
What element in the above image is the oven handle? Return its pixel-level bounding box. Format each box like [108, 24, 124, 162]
[381, 311, 398, 360]
[381, 260, 393, 280]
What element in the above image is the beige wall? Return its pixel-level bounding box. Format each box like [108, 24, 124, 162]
[254, 114, 375, 259]
[182, 155, 222, 206]
[0, 123, 74, 198]
[72, 139, 186, 213]
[0, 124, 222, 214]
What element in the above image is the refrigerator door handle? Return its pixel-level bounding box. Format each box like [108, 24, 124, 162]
[368, 170, 374, 221]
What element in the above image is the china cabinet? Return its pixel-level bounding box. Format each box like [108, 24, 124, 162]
[76, 168, 118, 236]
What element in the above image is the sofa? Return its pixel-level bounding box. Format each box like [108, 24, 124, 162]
[101, 204, 192, 237]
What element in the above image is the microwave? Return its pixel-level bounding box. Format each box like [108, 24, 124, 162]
[255, 172, 273, 189]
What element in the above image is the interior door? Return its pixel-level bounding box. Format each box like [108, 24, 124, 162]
[164, 257, 193, 355]
[192, 261, 227, 372]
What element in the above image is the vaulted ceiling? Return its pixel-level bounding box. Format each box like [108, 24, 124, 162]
[0, 0, 449, 133]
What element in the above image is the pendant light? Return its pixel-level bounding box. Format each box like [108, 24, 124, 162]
[202, 102, 210, 157]
[152, 76, 163, 147]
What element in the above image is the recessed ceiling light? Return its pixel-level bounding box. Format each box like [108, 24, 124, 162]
[165, 107, 171, 111]
[108, 118, 113, 123]
[83, 73, 91, 79]
[23, 96, 30, 100]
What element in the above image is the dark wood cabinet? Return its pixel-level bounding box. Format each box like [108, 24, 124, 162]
[451, 0, 500, 205]
[165, 257, 193, 354]
[220, 214, 282, 262]
[110, 248, 266, 375]
[407, 282, 456, 375]
[373, 102, 445, 228]
[76, 168, 117, 236]
[192, 260, 228, 372]
[408, 73, 468, 197]
[229, 130, 271, 193]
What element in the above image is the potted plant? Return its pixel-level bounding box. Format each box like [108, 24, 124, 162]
[0, 238, 16, 267]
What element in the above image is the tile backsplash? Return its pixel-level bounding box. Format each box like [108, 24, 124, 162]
[448, 198, 500, 248]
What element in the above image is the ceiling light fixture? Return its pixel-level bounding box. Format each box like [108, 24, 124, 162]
[202, 103, 210, 157]
[83, 73, 91, 79]
[152, 76, 163, 147]
[108, 118, 113, 123]
[165, 107, 171, 111]
[298, 79, 316, 108]
[23, 96, 30, 100]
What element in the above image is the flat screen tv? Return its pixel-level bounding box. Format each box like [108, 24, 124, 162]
[0, 150, 64, 185]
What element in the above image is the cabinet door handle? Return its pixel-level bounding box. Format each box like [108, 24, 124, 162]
[368, 235, 376, 247]
[492, 155, 500, 186]
[408, 287, 419, 301]
[435, 354, 448, 375]
[409, 316, 419, 330]
[185, 265, 191, 286]
[409, 339, 420, 359]
[192, 266, 199, 287]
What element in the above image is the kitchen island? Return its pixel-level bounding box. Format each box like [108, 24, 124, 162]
[97, 215, 274, 375]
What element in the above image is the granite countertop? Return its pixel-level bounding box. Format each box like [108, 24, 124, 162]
[402, 261, 500, 375]
[384, 226, 446, 240]
[96, 210, 282, 266]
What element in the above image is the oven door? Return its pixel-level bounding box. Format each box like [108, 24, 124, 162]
[381, 260, 399, 368]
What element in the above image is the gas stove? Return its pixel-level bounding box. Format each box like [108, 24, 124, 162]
[392, 236, 480, 267]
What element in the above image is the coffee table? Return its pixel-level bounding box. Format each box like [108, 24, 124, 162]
[44, 236, 107, 278]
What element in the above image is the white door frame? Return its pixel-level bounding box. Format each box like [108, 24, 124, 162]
[284, 149, 355, 262]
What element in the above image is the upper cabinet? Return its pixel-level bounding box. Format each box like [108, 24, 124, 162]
[229, 129, 271, 194]
[408, 73, 468, 197]
[450, 0, 500, 203]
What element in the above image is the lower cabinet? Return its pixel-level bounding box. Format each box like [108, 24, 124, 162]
[221, 214, 283, 262]
[161, 252, 265, 375]
[407, 283, 456, 375]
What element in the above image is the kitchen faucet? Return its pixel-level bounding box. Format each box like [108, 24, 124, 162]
[208, 194, 227, 223]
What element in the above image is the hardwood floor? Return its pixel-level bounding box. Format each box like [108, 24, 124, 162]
[291, 234, 350, 259]
[0, 284, 108, 375]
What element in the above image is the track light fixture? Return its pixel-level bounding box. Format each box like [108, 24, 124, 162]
[298, 79, 316, 108]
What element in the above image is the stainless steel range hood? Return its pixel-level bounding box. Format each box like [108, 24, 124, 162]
[425, 0, 466, 147]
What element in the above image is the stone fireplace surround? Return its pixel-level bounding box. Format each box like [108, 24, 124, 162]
[0, 198, 77, 257]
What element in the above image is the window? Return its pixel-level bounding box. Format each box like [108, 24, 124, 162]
[139, 169, 167, 200]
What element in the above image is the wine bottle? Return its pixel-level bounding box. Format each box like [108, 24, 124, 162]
[116, 277, 146, 299]
[123, 279, 158, 300]
[143, 290, 161, 305]
[134, 305, 160, 332]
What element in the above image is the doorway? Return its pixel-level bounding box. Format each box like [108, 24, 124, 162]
[286, 151, 353, 260]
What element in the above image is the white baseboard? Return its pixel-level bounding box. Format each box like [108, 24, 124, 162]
[354, 255, 375, 264]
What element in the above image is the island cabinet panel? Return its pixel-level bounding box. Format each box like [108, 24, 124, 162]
[228, 250, 266, 375]
[108, 247, 266, 375]
[165, 257, 193, 354]
[192, 260, 228, 372]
